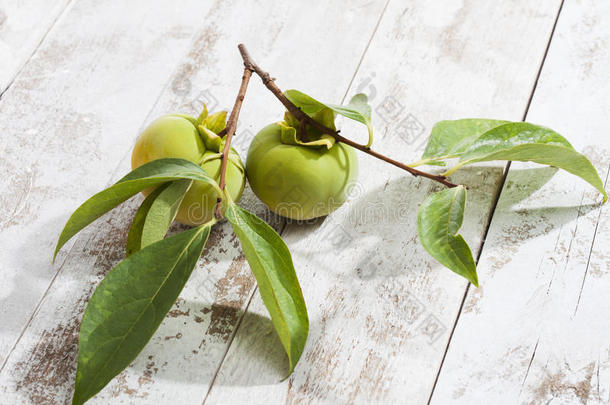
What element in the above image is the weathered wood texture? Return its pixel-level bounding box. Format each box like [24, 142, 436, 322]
[2, 0, 605, 404]
[431, 0, 610, 403]
[205, 1, 563, 404]
[0, 0, 389, 403]
[0, 0, 227, 369]
[0, 0, 71, 93]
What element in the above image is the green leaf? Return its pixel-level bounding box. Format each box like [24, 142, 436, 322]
[418, 119, 607, 201]
[224, 202, 308, 373]
[278, 121, 335, 149]
[125, 184, 167, 257]
[420, 119, 508, 164]
[284, 89, 373, 147]
[72, 224, 211, 405]
[284, 89, 327, 115]
[445, 122, 607, 201]
[198, 125, 223, 152]
[203, 110, 227, 134]
[54, 158, 219, 262]
[328, 94, 373, 147]
[195, 103, 208, 126]
[125, 179, 192, 256]
[193, 103, 208, 127]
[417, 186, 478, 286]
[458, 122, 573, 160]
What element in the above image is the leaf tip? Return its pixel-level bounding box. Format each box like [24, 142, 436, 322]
[52, 243, 61, 264]
[467, 267, 479, 287]
[279, 370, 293, 383]
[71, 388, 86, 405]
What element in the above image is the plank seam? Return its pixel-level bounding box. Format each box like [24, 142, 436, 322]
[200, 0, 392, 401]
[340, 0, 392, 104]
[201, 285, 259, 405]
[548, 191, 587, 294]
[0, 229, 97, 374]
[426, 0, 566, 403]
[520, 337, 540, 392]
[520, 0, 566, 122]
[425, 160, 511, 405]
[574, 162, 610, 316]
[0, 0, 74, 97]
[0, 3, 217, 375]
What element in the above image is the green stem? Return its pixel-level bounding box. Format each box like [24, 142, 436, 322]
[407, 158, 435, 167]
[407, 155, 456, 167]
[441, 163, 464, 177]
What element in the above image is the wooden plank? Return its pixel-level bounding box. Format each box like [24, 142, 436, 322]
[0, 1, 389, 403]
[205, 1, 564, 404]
[0, 0, 221, 375]
[430, 1, 610, 403]
[0, 0, 71, 93]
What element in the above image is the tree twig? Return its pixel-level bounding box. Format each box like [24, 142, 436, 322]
[216, 67, 252, 219]
[237, 43, 458, 188]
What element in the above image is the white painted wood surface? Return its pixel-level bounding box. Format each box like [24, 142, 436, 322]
[0, 0, 221, 380]
[205, 1, 563, 404]
[0, 0, 606, 404]
[78, 1, 390, 403]
[0, 0, 71, 93]
[0, 0, 389, 403]
[431, 1, 610, 404]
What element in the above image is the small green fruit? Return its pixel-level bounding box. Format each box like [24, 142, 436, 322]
[132, 110, 245, 225]
[246, 118, 358, 220]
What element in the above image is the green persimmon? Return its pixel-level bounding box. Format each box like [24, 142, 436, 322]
[246, 113, 358, 220]
[131, 109, 245, 225]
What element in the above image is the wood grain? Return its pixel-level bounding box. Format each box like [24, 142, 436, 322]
[0, 0, 220, 384]
[5, 1, 606, 404]
[205, 1, 563, 404]
[0, 0, 71, 93]
[0, 0, 389, 403]
[431, 0, 610, 403]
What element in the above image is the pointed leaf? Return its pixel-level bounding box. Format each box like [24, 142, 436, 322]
[328, 94, 373, 147]
[125, 179, 192, 256]
[140, 179, 191, 247]
[125, 183, 168, 257]
[310, 107, 337, 131]
[72, 225, 211, 405]
[278, 121, 335, 149]
[195, 103, 208, 126]
[417, 186, 478, 286]
[459, 122, 573, 159]
[284, 89, 327, 115]
[448, 122, 607, 201]
[198, 125, 223, 152]
[203, 110, 227, 134]
[284, 89, 373, 146]
[54, 158, 219, 261]
[421, 119, 508, 163]
[225, 203, 308, 373]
